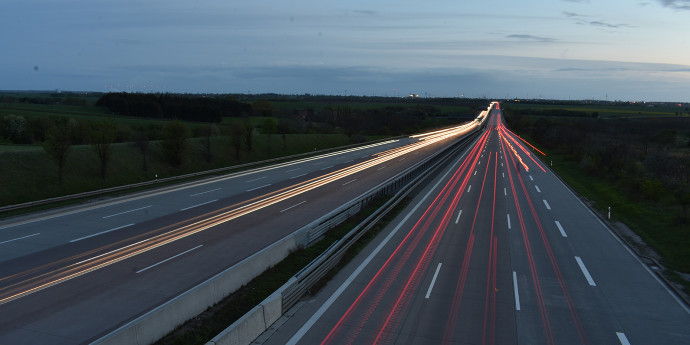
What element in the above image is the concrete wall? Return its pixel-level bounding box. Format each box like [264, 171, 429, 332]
[93, 231, 303, 345]
[206, 289, 284, 345]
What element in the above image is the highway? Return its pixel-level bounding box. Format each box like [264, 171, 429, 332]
[0, 120, 480, 344]
[261, 104, 690, 345]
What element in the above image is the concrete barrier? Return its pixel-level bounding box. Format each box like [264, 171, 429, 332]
[207, 289, 284, 345]
[93, 230, 304, 345]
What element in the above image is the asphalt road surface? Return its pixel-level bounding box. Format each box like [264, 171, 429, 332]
[260, 107, 690, 345]
[0, 128, 477, 344]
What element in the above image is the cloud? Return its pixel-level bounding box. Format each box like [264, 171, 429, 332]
[563, 11, 586, 18]
[656, 0, 690, 10]
[588, 21, 633, 28]
[506, 34, 556, 43]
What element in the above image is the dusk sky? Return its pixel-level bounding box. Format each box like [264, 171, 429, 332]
[2, 0, 690, 101]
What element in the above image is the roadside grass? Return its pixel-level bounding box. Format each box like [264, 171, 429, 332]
[543, 151, 690, 273]
[0, 133, 351, 208]
[154, 196, 407, 345]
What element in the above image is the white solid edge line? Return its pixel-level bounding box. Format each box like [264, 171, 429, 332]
[552, 167, 690, 314]
[555, 221, 568, 237]
[0, 232, 41, 245]
[616, 332, 631, 345]
[543, 199, 551, 210]
[455, 209, 463, 224]
[425, 263, 443, 299]
[180, 199, 218, 211]
[70, 224, 134, 243]
[513, 271, 521, 310]
[281, 201, 307, 213]
[102, 205, 152, 219]
[136, 245, 203, 274]
[575, 256, 597, 286]
[285, 137, 476, 345]
[507, 214, 511, 229]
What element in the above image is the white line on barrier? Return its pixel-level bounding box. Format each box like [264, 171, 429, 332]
[575, 256, 596, 286]
[0, 232, 40, 245]
[70, 224, 134, 243]
[103, 205, 151, 219]
[247, 184, 271, 192]
[513, 271, 521, 310]
[425, 263, 442, 299]
[190, 188, 221, 197]
[137, 245, 203, 274]
[180, 199, 218, 211]
[281, 201, 307, 213]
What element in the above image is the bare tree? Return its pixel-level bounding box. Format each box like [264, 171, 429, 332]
[229, 121, 244, 161]
[199, 124, 219, 163]
[43, 124, 72, 185]
[91, 120, 118, 180]
[161, 120, 189, 167]
[132, 132, 150, 172]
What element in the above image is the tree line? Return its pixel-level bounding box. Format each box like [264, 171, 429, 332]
[95, 93, 252, 122]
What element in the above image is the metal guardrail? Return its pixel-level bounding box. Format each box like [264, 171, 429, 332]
[281, 129, 481, 311]
[0, 137, 402, 213]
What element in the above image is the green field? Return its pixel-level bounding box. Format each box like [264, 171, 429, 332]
[0, 133, 352, 207]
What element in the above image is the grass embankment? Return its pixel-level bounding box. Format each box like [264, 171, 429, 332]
[0, 133, 351, 207]
[154, 196, 409, 345]
[542, 149, 690, 274]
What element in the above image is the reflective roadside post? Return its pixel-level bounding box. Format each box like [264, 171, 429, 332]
[608, 206, 611, 220]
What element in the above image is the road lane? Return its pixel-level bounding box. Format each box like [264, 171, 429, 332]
[0, 122, 482, 344]
[262, 104, 690, 345]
